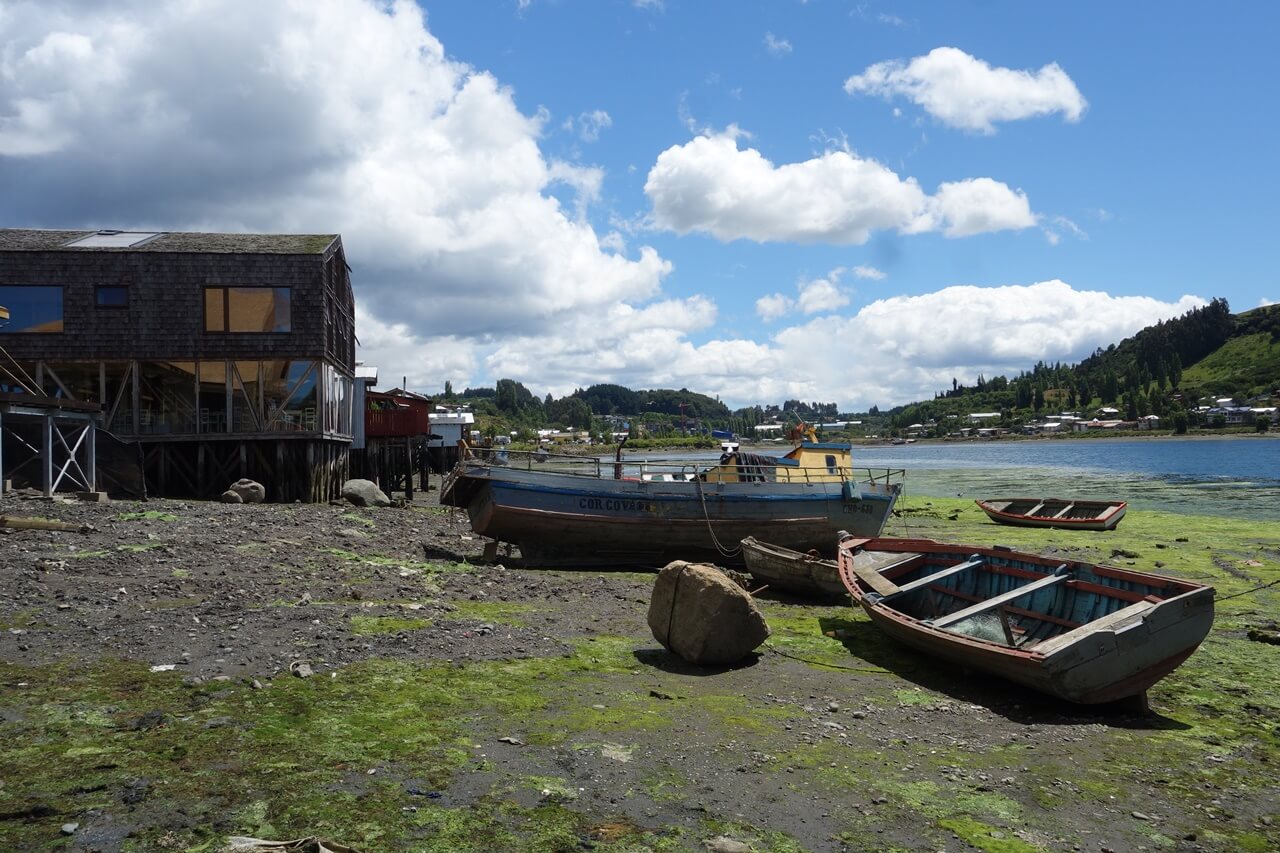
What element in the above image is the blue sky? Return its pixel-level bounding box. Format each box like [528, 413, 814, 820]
[2, 1, 1276, 410]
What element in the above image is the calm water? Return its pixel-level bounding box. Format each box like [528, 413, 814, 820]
[634, 437, 1280, 521]
[849, 437, 1280, 521]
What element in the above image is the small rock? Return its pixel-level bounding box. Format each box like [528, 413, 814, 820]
[61, 822, 78, 835]
[228, 478, 266, 503]
[704, 836, 751, 853]
[219, 490, 244, 504]
[498, 736, 525, 746]
[1131, 811, 1151, 820]
[250, 679, 264, 690]
[291, 661, 314, 678]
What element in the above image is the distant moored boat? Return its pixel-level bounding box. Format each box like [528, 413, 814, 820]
[975, 498, 1127, 531]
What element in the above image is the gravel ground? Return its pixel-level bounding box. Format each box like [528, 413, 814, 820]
[1, 483, 1277, 852]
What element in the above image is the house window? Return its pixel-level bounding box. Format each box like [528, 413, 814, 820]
[203, 287, 291, 333]
[0, 285, 63, 333]
[95, 286, 129, 307]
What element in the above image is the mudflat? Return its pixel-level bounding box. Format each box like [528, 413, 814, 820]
[1, 487, 1277, 852]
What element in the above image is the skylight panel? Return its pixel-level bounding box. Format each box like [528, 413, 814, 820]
[64, 230, 162, 248]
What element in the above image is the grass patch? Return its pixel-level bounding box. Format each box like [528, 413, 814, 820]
[115, 510, 179, 522]
[446, 600, 536, 626]
[339, 512, 377, 529]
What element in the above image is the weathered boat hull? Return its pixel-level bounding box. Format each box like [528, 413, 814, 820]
[837, 537, 1214, 704]
[740, 536, 846, 599]
[442, 463, 899, 567]
[976, 498, 1127, 531]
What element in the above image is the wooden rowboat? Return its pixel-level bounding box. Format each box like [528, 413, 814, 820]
[837, 535, 1214, 704]
[740, 536, 845, 599]
[976, 498, 1127, 531]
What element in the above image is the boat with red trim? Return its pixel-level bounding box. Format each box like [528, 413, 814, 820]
[837, 535, 1214, 704]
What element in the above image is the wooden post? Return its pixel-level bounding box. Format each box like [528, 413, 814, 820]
[42, 413, 53, 497]
[404, 436, 413, 500]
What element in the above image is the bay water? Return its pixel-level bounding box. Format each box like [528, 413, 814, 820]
[630, 437, 1279, 521]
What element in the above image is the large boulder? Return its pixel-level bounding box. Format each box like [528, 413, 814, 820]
[648, 561, 770, 665]
[228, 478, 266, 504]
[341, 478, 391, 508]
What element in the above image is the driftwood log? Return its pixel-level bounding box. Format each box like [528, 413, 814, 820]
[0, 515, 95, 534]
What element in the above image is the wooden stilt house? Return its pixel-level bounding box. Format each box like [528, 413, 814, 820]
[0, 228, 356, 501]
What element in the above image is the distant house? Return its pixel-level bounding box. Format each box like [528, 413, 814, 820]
[1075, 419, 1127, 432]
[1095, 407, 1120, 417]
[968, 412, 1001, 423]
[1138, 415, 1162, 430]
[0, 227, 356, 501]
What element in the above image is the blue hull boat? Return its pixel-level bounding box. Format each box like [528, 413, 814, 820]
[441, 444, 902, 567]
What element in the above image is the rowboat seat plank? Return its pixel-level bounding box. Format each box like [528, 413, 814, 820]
[884, 556, 983, 600]
[1029, 599, 1158, 654]
[930, 571, 1068, 629]
[849, 551, 921, 597]
[1051, 504, 1075, 519]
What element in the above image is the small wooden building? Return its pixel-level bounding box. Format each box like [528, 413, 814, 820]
[352, 389, 436, 498]
[0, 228, 356, 501]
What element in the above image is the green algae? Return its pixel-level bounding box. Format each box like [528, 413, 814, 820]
[446, 600, 536, 626]
[115, 510, 179, 522]
[938, 817, 1041, 853]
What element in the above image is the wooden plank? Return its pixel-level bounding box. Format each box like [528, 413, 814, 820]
[930, 571, 1068, 628]
[851, 556, 906, 597]
[885, 556, 984, 599]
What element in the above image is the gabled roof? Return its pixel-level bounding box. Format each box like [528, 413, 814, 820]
[0, 228, 339, 255]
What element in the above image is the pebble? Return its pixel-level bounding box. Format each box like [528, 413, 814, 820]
[61, 823, 78, 835]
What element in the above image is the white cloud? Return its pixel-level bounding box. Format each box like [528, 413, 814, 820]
[797, 279, 848, 314]
[853, 265, 886, 280]
[844, 47, 1087, 134]
[926, 178, 1037, 237]
[764, 32, 792, 57]
[0, 0, 678, 387]
[1042, 214, 1087, 245]
[756, 293, 792, 321]
[766, 282, 1205, 409]
[645, 129, 1036, 243]
[568, 109, 613, 143]
[756, 268, 852, 321]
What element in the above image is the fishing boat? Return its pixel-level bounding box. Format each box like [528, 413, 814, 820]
[836, 535, 1214, 704]
[440, 441, 903, 567]
[740, 536, 845, 599]
[975, 498, 1127, 531]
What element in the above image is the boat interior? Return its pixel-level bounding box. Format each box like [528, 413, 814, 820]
[848, 547, 1191, 649]
[987, 499, 1116, 520]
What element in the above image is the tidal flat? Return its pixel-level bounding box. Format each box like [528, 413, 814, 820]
[0, 491, 1277, 852]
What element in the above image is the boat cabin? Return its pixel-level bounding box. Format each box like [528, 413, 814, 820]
[703, 441, 853, 484]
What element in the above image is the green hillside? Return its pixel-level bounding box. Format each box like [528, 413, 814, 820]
[1180, 331, 1280, 399]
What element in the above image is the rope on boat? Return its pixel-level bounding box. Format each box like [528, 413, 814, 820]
[693, 474, 742, 559]
[1215, 578, 1280, 603]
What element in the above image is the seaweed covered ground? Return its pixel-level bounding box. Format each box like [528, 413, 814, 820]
[1, 485, 1278, 852]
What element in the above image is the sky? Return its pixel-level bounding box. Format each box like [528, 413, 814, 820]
[2, 0, 1277, 411]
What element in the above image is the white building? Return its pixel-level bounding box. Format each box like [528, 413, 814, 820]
[427, 407, 475, 447]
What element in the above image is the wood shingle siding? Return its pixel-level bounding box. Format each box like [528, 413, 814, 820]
[0, 228, 358, 501]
